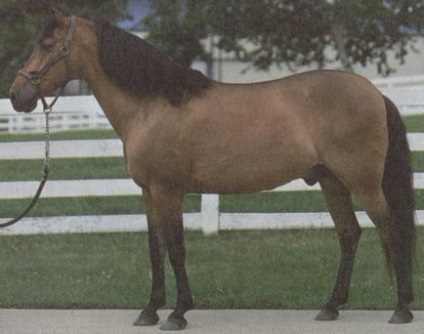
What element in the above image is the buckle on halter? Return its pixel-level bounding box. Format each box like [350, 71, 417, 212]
[31, 76, 41, 86]
[60, 46, 70, 56]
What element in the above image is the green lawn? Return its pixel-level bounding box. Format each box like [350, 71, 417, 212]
[1, 116, 424, 216]
[0, 114, 422, 141]
[3, 187, 424, 218]
[403, 115, 424, 133]
[0, 229, 423, 310]
[0, 157, 128, 181]
[0, 117, 423, 310]
[2, 151, 424, 181]
[0, 129, 118, 142]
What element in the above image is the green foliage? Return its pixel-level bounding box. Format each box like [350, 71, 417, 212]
[144, 0, 423, 75]
[0, 0, 130, 98]
[328, 0, 423, 74]
[144, 0, 210, 67]
[210, 0, 330, 70]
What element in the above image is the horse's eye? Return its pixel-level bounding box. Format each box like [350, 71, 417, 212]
[41, 38, 55, 52]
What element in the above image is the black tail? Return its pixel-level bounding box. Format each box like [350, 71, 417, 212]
[382, 95, 416, 272]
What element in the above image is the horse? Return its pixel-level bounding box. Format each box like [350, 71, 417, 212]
[9, 8, 415, 331]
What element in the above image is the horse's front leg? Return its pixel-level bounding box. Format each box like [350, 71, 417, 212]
[161, 207, 193, 331]
[134, 185, 193, 331]
[134, 187, 166, 326]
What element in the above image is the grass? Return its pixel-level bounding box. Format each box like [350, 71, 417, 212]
[0, 129, 118, 142]
[2, 151, 424, 182]
[0, 195, 200, 217]
[1, 119, 424, 217]
[403, 115, 424, 133]
[0, 228, 423, 310]
[0, 114, 422, 141]
[3, 190, 424, 218]
[0, 117, 424, 310]
[0, 157, 128, 181]
[1, 119, 424, 216]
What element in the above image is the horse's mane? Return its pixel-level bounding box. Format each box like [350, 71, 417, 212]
[93, 19, 212, 106]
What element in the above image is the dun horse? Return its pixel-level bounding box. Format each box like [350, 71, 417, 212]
[10, 9, 415, 330]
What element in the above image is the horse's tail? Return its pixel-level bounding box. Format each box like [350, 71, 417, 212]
[382, 95, 416, 272]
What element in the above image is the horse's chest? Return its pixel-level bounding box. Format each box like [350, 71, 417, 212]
[124, 133, 190, 189]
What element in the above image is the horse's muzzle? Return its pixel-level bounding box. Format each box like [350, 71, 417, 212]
[10, 83, 39, 113]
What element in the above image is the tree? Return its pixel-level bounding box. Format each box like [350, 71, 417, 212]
[0, 0, 129, 98]
[144, 0, 423, 76]
[327, 0, 424, 74]
[143, 0, 210, 68]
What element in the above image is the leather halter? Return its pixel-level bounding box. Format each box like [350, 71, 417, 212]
[18, 15, 77, 109]
[0, 16, 77, 229]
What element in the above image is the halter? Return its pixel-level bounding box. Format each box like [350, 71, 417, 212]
[0, 16, 76, 229]
[18, 15, 77, 111]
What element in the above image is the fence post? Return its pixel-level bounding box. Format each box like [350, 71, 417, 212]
[201, 194, 220, 235]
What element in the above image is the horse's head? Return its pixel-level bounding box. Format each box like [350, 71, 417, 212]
[10, 8, 78, 113]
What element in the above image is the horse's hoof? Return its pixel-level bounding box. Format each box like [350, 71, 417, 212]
[160, 314, 188, 331]
[315, 308, 339, 321]
[389, 307, 413, 324]
[133, 310, 160, 326]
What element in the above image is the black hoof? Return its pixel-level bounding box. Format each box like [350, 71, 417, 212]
[160, 314, 188, 331]
[389, 306, 413, 324]
[133, 310, 160, 326]
[315, 308, 339, 321]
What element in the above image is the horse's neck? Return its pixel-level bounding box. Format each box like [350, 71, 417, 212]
[85, 69, 143, 140]
[73, 19, 145, 140]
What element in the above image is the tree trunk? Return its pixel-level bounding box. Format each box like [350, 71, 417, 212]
[331, 23, 354, 73]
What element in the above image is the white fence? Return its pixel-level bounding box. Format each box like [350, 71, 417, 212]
[1, 75, 424, 235]
[1, 136, 424, 235]
[0, 96, 109, 133]
[1, 75, 424, 133]
[372, 75, 424, 116]
[372, 74, 424, 89]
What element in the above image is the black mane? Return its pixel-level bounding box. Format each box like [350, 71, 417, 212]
[94, 19, 211, 106]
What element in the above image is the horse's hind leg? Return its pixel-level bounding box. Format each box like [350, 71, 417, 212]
[315, 171, 361, 321]
[358, 190, 414, 324]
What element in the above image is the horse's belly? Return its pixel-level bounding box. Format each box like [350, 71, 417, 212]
[189, 153, 315, 194]
[188, 130, 317, 193]
[190, 174, 296, 194]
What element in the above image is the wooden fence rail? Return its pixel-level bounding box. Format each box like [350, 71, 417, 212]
[1, 76, 424, 133]
[1, 134, 424, 235]
[1, 76, 424, 235]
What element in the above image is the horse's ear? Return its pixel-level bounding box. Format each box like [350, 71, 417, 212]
[50, 5, 66, 24]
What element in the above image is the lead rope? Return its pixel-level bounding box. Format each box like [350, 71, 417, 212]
[0, 17, 76, 229]
[0, 96, 55, 229]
